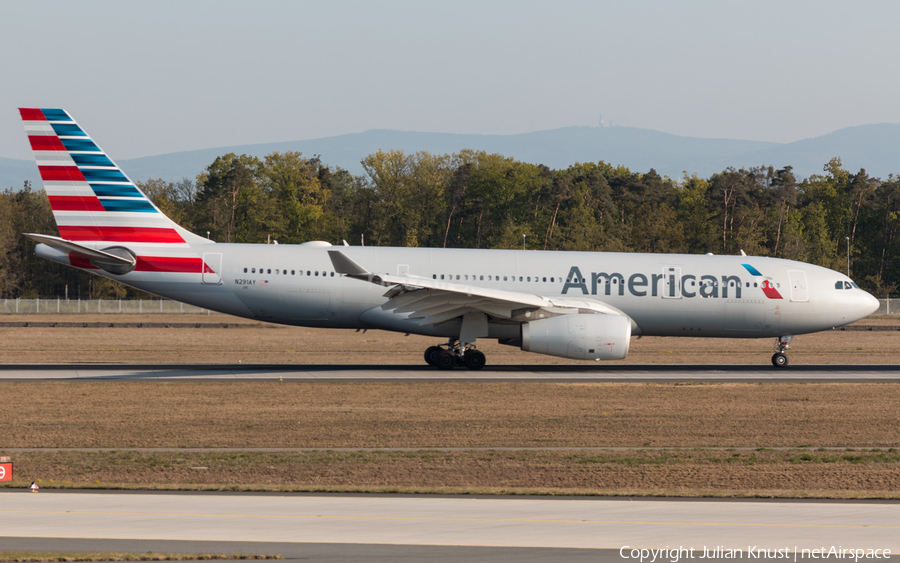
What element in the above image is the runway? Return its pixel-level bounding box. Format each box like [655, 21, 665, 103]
[1, 362, 899, 381]
[1, 491, 898, 561]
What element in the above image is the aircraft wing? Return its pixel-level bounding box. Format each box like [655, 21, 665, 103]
[328, 250, 625, 326]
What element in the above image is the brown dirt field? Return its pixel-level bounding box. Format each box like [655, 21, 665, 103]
[4, 449, 900, 499]
[1, 316, 898, 498]
[2, 382, 900, 449]
[2, 381, 900, 498]
[1, 314, 898, 365]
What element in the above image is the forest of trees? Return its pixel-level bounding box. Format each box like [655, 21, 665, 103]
[1, 149, 899, 299]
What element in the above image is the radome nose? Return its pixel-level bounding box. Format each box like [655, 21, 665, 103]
[863, 291, 880, 316]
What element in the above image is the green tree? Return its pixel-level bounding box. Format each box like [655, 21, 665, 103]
[260, 152, 327, 243]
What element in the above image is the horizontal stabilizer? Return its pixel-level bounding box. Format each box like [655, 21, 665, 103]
[25, 233, 136, 274]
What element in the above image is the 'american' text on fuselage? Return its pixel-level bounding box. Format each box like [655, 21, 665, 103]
[562, 266, 747, 299]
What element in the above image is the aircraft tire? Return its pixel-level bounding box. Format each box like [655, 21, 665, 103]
[424, 346, 442, 366]
[436, 350, 456, 370]
[772, 352, 789, 368]
[464, 350, 486, 370]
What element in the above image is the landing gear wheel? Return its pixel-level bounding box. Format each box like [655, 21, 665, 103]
[463, 350, 486, 371]
[424, 346, 442, 366]
[436, 350, 456, 370]
[772, 353, 789, 368]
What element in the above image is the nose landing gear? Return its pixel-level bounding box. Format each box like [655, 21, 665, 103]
[423, 340, 486, 371]
[771, 335, 792, 368]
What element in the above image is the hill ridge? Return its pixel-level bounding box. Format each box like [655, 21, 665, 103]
[3, 123, 899, 189]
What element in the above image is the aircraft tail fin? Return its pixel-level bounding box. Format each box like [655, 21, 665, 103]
[19, 108, 207, 247]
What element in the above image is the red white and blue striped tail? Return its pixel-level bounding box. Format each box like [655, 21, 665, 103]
[20, 108, 212, 276]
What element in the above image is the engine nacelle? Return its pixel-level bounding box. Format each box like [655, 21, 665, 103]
[521, 314, 632, 361]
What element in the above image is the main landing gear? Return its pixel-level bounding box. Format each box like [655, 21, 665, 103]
[424, 340, 486, 371]
[771, 335, 792, 368]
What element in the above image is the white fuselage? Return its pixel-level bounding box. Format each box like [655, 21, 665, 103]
[47, 241, 878, 341]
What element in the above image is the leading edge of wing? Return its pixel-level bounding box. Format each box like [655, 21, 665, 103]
[327, 249, 626, 325]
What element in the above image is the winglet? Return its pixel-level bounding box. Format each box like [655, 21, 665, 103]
[328, 250, 371, 277]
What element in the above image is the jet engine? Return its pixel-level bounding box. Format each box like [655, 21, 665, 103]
[521, 314, 632, 361]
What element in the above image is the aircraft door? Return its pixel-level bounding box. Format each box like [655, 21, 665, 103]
[788, 270, 809, 302]
[662, 267, 681, 298]
[201, 253, 222, 285]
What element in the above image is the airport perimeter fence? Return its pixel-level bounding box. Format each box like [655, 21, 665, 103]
[1, 297, 899, 316]
[874, 298, 899, 316]
[0, 298, 218, 315]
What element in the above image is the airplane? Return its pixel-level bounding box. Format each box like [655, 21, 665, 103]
[18, 108, 880, 369]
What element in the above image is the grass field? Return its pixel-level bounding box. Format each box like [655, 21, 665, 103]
[2, 314, 898, 498]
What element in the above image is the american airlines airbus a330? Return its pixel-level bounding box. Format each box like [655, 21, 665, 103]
[19, 108, 879, 369]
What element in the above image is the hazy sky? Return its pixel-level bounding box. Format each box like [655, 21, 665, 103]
[2, 0, 899, 161]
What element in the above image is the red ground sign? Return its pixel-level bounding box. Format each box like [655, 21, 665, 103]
[0, 462, 11, 481]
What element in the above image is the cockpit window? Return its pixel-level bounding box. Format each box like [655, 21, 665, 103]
[851, 282, 859, 289]
[835, 281, 844, 289]
[844, 281, 853, 289]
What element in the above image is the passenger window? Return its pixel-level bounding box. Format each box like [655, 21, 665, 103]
[480, 275, 484, 281]
[527, 277, 531, 282]
[331, 272, 335, 277]
[251, 268, 256, 274]
[315, 271, 319, 276]
[291, 270, 295, 275]
[503, 276, 508, 281]
[284, 270, 287, 275]
[441, 274, 445, 280]
[456, 275, 460, 280]
[433, 274, 437, 279]
[243, 268, 247, 273]
[275, 269, 280, 274]
[267, 269, 271, 274]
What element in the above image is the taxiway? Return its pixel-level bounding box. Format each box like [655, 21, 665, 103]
[1, 491, 898, 560]
[0, 363, 899, 381]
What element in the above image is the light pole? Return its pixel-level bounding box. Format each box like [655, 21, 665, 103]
[522, 234, 526, 251]
[845, 236, 850, 278]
